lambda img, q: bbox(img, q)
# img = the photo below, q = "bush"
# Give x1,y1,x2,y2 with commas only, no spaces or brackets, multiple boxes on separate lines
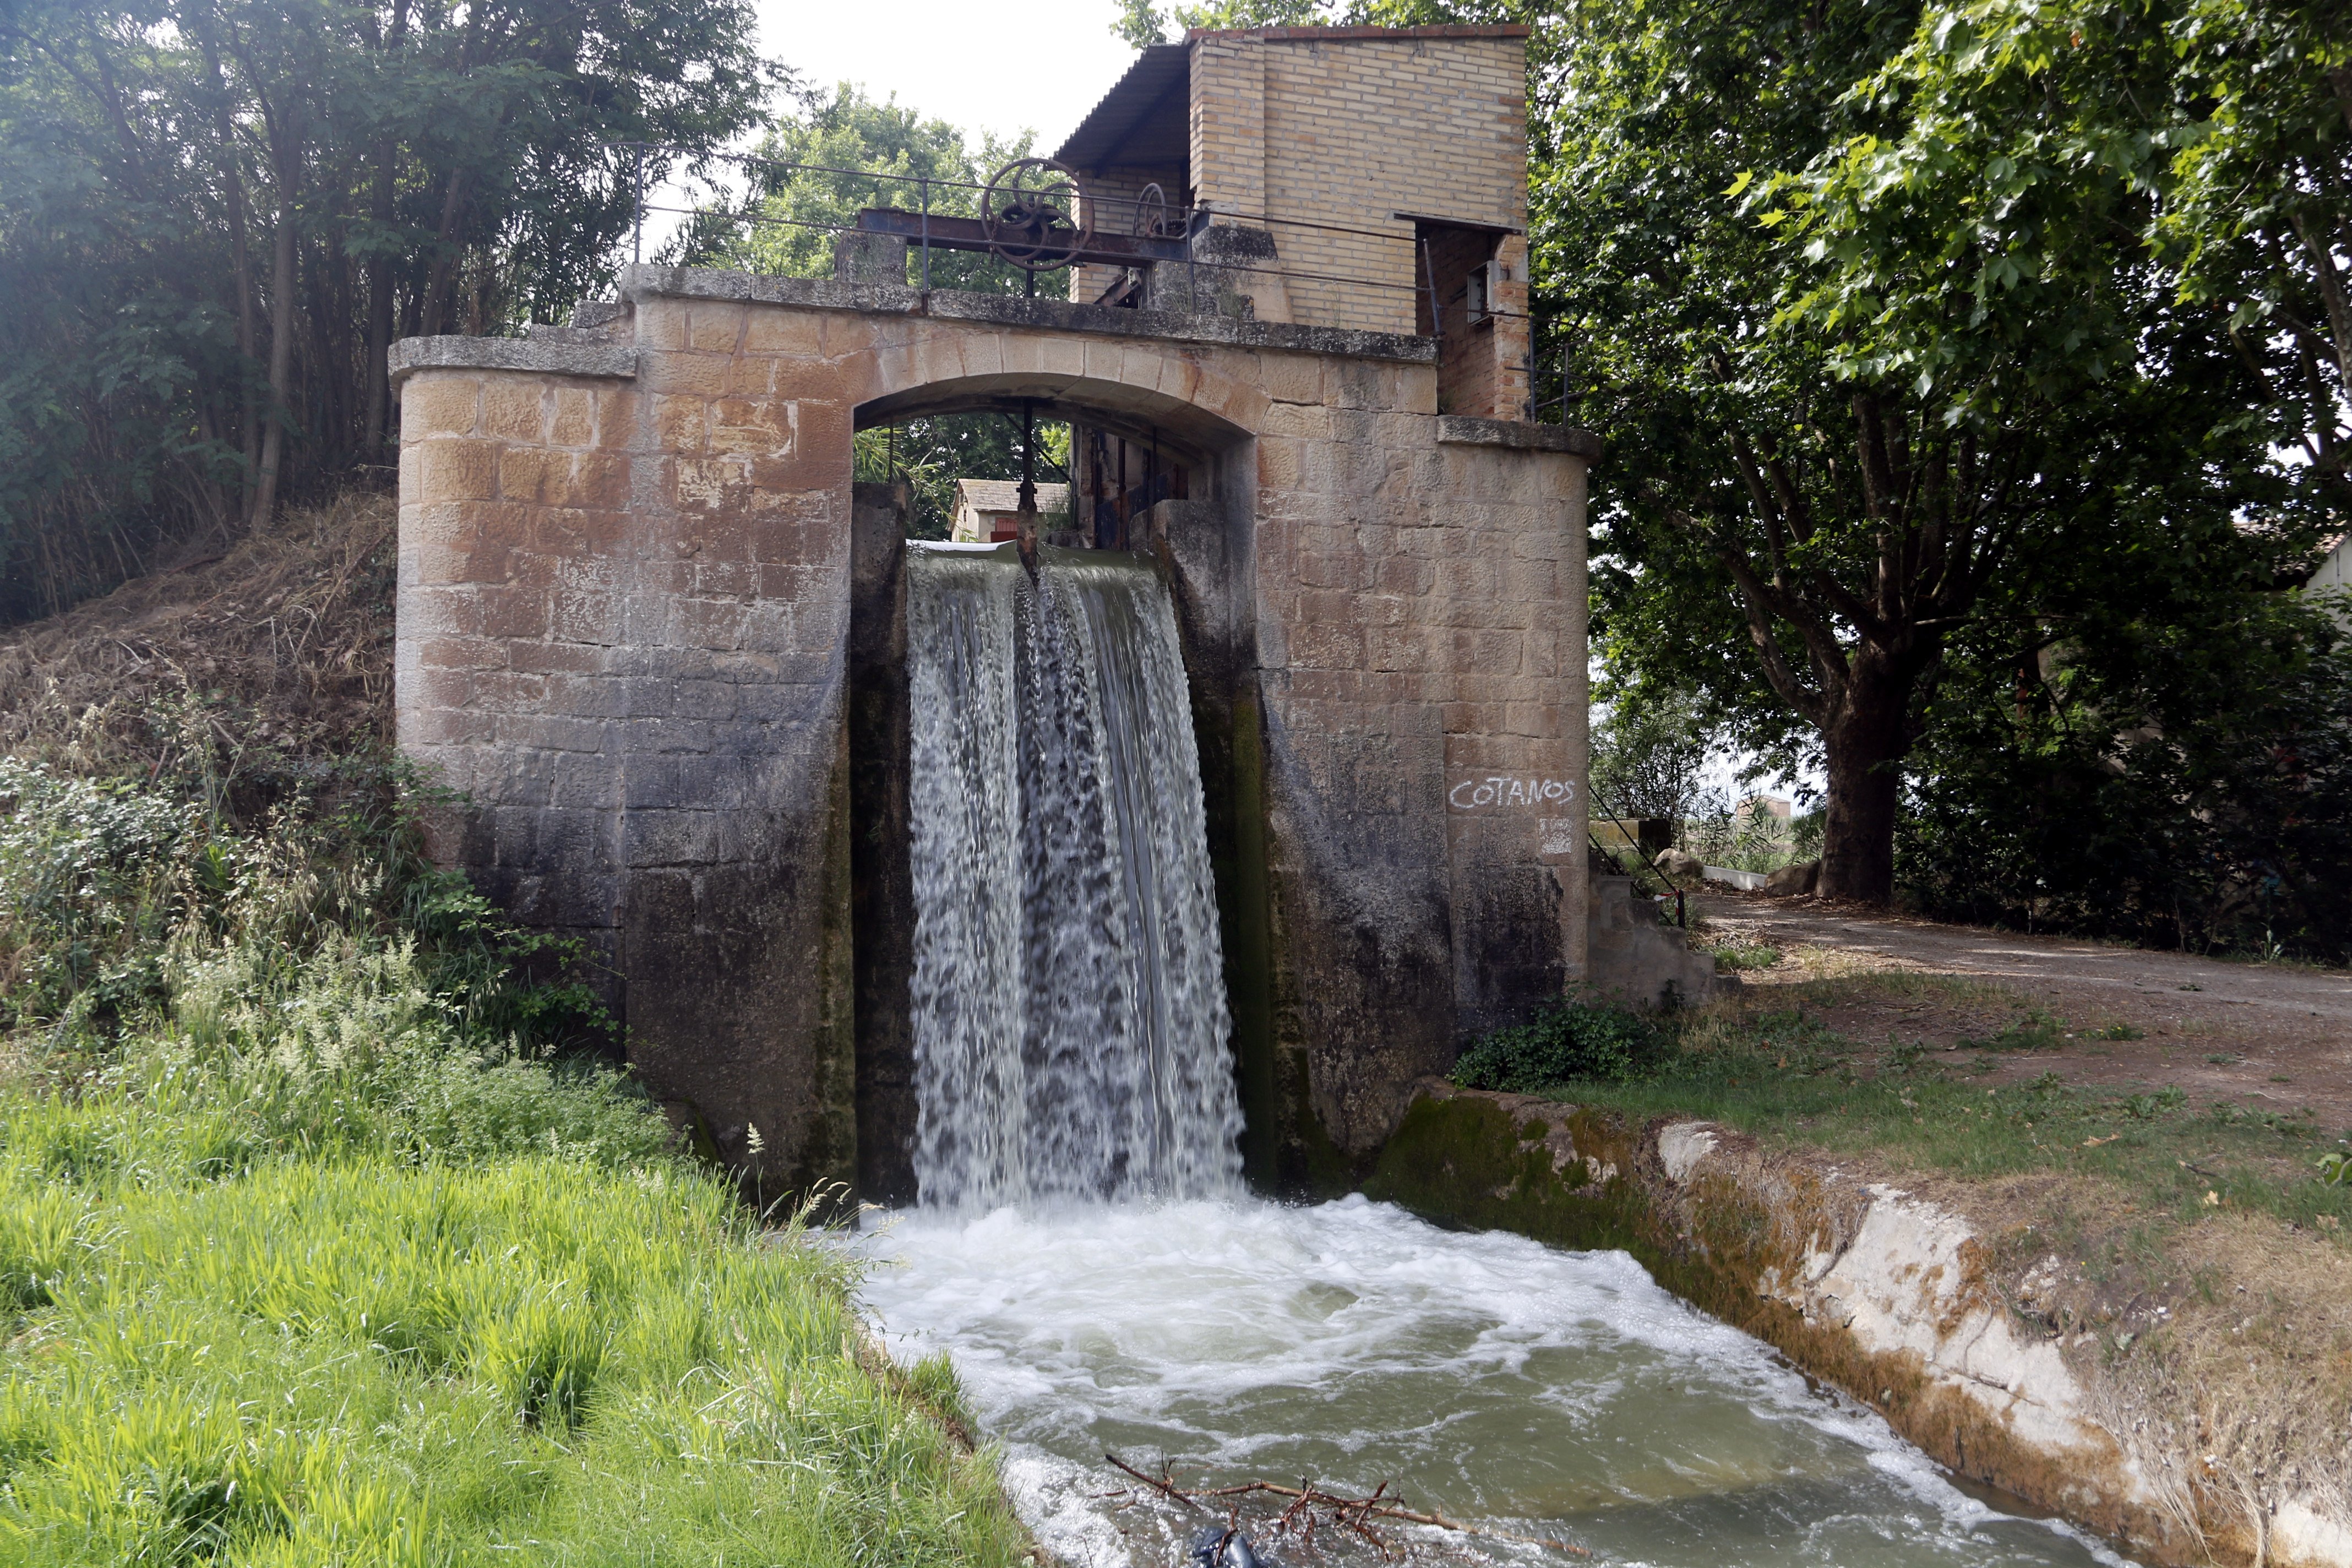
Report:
1449,994,1670,1092
0,744,666,1177
1899,591,2352,960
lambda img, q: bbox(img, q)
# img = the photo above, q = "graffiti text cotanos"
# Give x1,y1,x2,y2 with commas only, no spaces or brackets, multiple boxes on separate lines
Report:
1448,776,1577,811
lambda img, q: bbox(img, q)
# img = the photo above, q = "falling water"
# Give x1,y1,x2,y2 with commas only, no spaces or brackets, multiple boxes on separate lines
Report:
886,543,2130,1568
903,542,1242,1211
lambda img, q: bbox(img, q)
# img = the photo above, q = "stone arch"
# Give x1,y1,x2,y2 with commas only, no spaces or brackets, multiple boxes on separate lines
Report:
843,362,1267,1206
853,367,1256,460
851,324,1273,450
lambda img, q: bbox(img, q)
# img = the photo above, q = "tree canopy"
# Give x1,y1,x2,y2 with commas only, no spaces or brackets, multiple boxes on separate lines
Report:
0,0,772,622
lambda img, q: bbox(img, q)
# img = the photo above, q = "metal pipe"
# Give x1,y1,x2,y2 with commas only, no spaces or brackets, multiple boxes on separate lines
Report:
1420,236,1441,341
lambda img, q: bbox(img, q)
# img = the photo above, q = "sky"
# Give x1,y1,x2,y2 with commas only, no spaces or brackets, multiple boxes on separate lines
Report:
754,0,1145,153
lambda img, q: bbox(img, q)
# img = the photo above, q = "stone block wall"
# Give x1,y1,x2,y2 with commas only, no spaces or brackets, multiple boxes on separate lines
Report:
393,265,1594,1199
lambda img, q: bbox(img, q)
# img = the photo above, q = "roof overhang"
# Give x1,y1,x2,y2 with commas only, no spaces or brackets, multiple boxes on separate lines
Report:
1056,44,1190,172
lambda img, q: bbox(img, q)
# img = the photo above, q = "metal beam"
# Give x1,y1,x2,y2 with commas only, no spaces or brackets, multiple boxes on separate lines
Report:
854,208,1191,268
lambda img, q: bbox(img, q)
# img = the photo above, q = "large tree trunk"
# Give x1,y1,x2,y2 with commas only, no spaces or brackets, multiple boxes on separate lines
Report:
249,161,298,531
363,151,394,456
1817,645,1918,903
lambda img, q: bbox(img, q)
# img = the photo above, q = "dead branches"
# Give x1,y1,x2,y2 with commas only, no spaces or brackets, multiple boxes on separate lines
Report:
1101,1451,1592,1560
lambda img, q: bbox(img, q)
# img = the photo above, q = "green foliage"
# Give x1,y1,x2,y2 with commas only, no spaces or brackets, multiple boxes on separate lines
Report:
0,1136,1030,1564
1955,1012,2066,1051
1377,0,2324,906
1898,591,2352,958
1450,994,1672,1092
1696,940,1782,973
1111,0,1338,50
0,715,1026,1564
1539,1001,2352,1232
0,753,616,1066
706,84,1033,296
0,0,774,622
1588,679,1717,824
853,416,1075,541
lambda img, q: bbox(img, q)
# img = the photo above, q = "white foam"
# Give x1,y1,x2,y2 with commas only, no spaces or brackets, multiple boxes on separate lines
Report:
859,1196,2135,1567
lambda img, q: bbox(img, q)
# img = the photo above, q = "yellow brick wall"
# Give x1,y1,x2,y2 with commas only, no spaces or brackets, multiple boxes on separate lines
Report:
1188,31,1527,338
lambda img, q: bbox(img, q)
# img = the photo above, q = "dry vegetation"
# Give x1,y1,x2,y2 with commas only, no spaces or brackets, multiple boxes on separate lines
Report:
0,488,396,772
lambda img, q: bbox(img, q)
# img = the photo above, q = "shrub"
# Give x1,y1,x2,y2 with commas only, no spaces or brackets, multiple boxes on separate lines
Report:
1449,994,1670,1092
1899,590,2352,960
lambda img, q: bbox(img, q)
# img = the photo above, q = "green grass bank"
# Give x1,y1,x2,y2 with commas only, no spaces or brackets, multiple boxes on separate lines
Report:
0,498,1029,1567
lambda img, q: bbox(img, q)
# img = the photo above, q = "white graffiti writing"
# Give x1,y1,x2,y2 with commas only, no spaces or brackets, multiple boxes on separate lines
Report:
1448,776,1577,811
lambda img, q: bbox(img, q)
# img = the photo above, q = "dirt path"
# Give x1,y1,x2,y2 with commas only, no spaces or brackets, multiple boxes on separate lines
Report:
1693,890,2352,1132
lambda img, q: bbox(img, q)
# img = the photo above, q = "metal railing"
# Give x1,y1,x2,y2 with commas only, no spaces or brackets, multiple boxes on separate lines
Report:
1586,780,1687,928
615,140,1445,311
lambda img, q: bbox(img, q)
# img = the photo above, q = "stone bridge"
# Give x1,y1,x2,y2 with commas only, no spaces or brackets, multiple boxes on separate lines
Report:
388,25,1605,1200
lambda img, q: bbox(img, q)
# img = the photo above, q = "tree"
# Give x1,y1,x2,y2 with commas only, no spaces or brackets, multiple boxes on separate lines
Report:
1902,574,2352,956
0,0,772,623
1510,0,2287,903
701,83,1035,296
1587,677,1717,826
1807,0,2349,528
2155,0,2350,521
1111,0,1336,50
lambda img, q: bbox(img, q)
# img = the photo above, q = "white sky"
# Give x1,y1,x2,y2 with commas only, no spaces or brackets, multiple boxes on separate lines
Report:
754,0,1145,153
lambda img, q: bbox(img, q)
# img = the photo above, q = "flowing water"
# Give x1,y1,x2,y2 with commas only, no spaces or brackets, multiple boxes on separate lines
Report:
903,543,1240,1211
888,541,2127,1567
860,1200,2128,1568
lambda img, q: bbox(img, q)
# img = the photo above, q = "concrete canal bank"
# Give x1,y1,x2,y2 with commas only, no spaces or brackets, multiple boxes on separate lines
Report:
1362,1081,2352,1568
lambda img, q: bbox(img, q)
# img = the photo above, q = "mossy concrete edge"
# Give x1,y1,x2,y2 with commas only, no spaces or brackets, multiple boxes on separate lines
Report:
1362,1081,2352,1568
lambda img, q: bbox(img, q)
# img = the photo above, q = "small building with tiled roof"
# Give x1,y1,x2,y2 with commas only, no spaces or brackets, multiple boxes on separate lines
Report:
950,478,1070,543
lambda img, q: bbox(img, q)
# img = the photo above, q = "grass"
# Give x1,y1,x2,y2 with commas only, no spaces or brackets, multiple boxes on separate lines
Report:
0,1093,1026,1566
1694,938,1782,973
0,706,1029,1565
1506,1001,2352,1237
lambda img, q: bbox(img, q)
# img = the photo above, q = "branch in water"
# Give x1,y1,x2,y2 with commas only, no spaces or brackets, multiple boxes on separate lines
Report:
1101,1451,1593,1558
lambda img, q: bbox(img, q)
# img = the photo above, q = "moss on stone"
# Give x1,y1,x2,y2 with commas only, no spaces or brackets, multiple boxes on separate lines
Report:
1362,1087,2202,1565
1362,1093,1646,1255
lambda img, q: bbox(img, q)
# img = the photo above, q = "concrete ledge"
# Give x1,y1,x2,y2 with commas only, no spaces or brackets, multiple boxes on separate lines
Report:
388,335,636,386
1437,415,1602,458
1364,1085,2352,1568
621,265,924,318
619,264,1438,365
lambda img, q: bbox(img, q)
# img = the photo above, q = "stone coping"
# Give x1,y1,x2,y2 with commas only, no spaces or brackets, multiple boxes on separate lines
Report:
1436,414,1602,458
617,265,1439,365
388,334,636,386
1184,23,1533,40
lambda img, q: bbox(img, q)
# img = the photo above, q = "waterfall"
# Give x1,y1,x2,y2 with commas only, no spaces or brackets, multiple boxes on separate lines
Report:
903,543,1243,1211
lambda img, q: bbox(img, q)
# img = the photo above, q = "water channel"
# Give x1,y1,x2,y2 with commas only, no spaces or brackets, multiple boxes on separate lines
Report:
880,542,2131,1567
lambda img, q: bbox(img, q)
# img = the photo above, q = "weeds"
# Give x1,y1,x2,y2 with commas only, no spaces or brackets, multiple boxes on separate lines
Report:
1956,1012,2066,1051
1450,992,1671,1092
1453,995,2352,1235
1697,939,1783,973
0,695,1028,1566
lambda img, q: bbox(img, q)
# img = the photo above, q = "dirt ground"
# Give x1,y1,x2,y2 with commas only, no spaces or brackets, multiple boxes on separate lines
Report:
1693,890,2352,1134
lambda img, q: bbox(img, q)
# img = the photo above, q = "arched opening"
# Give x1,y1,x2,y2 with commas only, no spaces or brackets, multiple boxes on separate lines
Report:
846,372,1274,1205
